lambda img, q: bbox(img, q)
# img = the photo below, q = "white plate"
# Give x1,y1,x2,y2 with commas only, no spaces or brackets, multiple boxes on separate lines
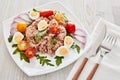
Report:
2,1,87,76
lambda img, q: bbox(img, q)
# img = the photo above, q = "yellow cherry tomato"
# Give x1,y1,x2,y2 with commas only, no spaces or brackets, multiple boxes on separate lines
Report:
17,23,27,32
17,41,29,51
54,12,65,22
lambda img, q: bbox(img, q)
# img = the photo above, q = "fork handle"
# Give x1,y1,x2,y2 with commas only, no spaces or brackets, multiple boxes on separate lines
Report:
87,63,99,80
72,57,88,80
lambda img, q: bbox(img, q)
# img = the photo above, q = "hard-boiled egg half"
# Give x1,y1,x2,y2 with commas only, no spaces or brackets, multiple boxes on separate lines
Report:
37,20,48,31
55,46,69,56
29,10,39,20
64,36,74,47
12,32,24,44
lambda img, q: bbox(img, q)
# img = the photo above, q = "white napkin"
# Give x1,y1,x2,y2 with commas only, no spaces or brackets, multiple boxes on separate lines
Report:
67,18,120,80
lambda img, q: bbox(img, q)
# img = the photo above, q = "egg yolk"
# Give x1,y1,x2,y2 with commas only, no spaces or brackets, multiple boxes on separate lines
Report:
31,12,38,17
60,48,68,56
65,37,72,45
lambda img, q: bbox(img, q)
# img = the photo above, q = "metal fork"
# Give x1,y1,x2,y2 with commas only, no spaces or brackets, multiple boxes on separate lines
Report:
87,33,117,80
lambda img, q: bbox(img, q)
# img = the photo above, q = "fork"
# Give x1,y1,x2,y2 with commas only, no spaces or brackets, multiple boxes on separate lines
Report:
87,33,117,80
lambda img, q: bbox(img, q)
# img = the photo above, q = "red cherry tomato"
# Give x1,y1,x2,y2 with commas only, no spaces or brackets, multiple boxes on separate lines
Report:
25,47,37,58
40,10,54,17
66,23,76,33
49,24,61,34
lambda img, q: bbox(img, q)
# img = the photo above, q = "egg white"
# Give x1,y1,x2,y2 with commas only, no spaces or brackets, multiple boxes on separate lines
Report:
37,20,48,31
12,32,24,44
55,46,69,56
64,36,74,48
29,11,39,20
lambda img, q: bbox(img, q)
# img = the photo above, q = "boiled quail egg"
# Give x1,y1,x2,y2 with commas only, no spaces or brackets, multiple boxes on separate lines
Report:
37,20,48,31
64,36,74,48
55,46,69,56
29,10,39,20
12,32,24,44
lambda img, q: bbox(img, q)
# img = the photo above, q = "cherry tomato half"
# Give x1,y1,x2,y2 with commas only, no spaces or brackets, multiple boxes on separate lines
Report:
40,10,54,17
25,47,37,58
66,23,76,33
49,24,61,35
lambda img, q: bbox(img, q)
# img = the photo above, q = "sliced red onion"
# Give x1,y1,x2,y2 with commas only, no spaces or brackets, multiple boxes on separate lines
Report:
75,28,87,36
72,36,86,48
71,28,87,48
18,13,33,23
72,35,86,44
13,17,30,25
10,22,17,35
73,33,86,38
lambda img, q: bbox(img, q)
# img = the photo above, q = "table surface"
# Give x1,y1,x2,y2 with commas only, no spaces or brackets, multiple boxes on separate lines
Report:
0,0,120,80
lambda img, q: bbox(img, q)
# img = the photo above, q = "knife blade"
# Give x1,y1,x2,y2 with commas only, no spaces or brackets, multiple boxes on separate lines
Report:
72,18,106,80
86,18,106,57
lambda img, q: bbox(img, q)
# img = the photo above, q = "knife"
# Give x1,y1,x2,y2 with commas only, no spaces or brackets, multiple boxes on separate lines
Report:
72,18,106,80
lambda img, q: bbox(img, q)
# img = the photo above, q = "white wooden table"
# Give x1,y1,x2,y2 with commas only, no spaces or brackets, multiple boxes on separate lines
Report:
0,0,120,80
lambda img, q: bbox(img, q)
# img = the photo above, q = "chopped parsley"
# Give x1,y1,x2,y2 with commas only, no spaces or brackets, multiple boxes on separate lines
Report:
50,36,57,46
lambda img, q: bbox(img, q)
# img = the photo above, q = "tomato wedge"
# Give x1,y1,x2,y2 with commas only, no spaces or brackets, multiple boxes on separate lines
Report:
40,10,54,17
49,24,61,35
66,23,76,33
25,47,37,58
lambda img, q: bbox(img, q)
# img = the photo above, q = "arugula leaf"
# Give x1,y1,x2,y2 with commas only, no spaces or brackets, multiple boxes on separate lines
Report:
8,35,13,43
13,48,30,63
35,30,47,42
13,48,20,54
66,33,72,37
12,44,17,47
35,55,54,66
54,56,64,66
33,8,39,12
71,43,80,53
20,52,30,63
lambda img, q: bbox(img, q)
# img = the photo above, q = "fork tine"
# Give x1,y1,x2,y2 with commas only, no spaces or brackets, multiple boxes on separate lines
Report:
103,33,109,42
101,33,116,50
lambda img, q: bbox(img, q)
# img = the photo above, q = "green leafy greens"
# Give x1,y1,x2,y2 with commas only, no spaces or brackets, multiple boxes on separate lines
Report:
54,56,64,66
8,35,13,43
35,30,47,42
71,43,80,53
12,44,17,47
13,48,30,63
50,36,57,46
13,48,20,54
19,51,30,63
33,8,39,12
35,55,54,66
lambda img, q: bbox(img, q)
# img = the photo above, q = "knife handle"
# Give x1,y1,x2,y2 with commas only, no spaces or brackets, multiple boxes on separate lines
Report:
87,63,99,80
72,57,88,80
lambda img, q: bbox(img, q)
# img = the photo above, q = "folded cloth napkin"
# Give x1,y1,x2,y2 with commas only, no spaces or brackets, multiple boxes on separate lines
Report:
67,18,120,80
